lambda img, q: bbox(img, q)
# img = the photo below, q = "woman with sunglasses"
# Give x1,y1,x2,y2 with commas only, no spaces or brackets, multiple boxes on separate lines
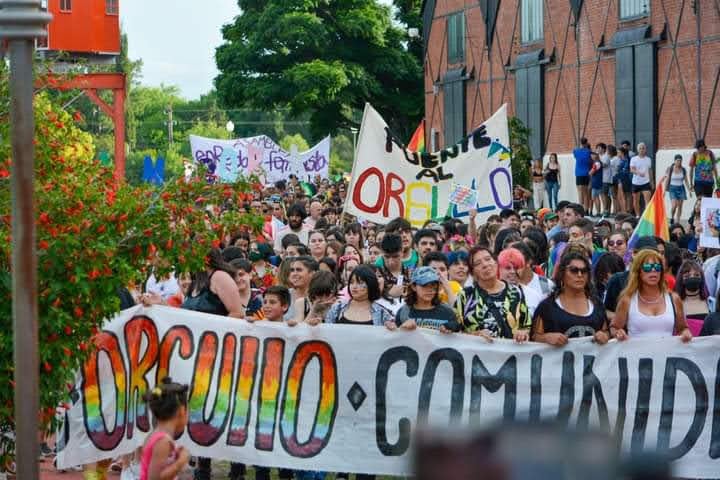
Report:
606,230,628,261
531,249,609,346
454,246,530,342
611,249,692,342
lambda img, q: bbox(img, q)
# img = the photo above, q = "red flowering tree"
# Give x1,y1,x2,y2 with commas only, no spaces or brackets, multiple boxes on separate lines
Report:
0,70,264,462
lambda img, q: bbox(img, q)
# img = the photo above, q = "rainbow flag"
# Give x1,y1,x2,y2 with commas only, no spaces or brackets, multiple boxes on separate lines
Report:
625,182,670,260
407,119,426,153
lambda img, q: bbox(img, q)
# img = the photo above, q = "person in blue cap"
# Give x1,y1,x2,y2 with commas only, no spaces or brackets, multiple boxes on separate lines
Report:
390,266,462,332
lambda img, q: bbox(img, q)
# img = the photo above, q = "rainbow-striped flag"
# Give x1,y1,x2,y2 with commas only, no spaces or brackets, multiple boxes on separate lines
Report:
626,182,670,260
407,119,426,153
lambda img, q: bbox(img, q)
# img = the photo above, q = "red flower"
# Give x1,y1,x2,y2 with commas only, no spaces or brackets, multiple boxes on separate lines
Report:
211,239,221,249
39,212,50,224
143,228,153,237
88,269,100,280
97,224,106,234
0,169,9,179
72,111,83,122
74,306,83,317
43,362,52,373
62,347,71,356
38,240,49,250
63,326,72,335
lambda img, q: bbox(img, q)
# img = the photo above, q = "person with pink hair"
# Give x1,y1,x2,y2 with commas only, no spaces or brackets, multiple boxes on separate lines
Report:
498,247,543,316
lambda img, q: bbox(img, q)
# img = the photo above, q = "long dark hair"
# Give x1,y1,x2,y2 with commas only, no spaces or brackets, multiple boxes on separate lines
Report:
348,265,381,302
552,248,594,301
189,248,237,295
675,260,708,300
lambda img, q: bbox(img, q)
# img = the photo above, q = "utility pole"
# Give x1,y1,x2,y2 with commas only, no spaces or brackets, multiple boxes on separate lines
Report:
0,1,52,478
166,104,174,147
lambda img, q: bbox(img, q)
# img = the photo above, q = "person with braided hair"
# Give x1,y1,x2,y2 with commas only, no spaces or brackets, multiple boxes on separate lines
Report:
140,377,190,480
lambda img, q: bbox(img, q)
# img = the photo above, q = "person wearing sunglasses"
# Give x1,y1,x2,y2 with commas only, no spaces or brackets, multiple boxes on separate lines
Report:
531,248,609,346
605,230,628,260
610,249,692,342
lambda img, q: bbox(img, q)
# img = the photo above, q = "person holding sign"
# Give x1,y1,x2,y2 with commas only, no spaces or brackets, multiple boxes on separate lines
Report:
610,249,692,342
454,246,530,342
393,267,461,332
531,248,609,346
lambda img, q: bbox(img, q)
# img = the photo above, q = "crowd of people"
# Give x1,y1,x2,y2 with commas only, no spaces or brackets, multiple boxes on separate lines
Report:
523,138,716,226
60,141,720,479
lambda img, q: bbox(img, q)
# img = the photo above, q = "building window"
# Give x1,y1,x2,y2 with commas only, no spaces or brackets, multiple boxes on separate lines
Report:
106,0,119,15
521,0,543,44
620,0,649,19
60,0,71,12
443,68,467,147
447,12,465,64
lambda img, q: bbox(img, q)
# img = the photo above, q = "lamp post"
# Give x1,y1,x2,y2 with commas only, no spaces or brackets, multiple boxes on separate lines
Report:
0,1,52,478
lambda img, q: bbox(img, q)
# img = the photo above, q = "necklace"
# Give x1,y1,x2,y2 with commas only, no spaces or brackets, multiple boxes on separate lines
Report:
638,293,662,304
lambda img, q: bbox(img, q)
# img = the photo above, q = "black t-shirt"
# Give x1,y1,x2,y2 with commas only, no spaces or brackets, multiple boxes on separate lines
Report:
532,296,607,338
700,313,720,336
603,271,629,312
395,304,461,332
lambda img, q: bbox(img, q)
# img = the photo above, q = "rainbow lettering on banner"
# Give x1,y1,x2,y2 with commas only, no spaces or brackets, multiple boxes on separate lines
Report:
280,341,339,457
187,333,237,446
81,331,127,450
227,336,260,446
256,338,286,451
156,326,195,384
124,316,159,438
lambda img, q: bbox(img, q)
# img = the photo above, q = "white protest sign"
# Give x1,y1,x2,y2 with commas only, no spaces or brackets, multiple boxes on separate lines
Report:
700,197,720,248
57,306,720,478
345,104,512,226
190,135,331,184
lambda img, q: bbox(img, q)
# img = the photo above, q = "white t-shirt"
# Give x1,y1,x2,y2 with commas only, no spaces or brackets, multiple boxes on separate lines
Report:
145,273,180,301
601,154,614,183
630,155,652,185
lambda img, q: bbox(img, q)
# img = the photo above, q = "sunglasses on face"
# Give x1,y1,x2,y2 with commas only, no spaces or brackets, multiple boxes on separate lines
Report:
642,263,663,273
567,266,590,275
607,240,625,247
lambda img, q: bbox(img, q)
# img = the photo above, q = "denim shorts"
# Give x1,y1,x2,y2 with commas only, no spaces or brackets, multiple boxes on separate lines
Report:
668,185,687,200
592,188,603,198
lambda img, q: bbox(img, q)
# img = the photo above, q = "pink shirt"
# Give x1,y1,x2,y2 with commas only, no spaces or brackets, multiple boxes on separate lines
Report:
140,431,178,480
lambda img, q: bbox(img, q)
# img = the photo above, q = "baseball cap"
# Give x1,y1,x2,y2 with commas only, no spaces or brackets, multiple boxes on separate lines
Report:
544,212,559,222
411,266,440,285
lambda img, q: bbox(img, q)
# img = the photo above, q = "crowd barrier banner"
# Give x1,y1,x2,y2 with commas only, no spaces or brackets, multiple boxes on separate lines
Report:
189,134,331,184
345,104,513,227
57,306,720,478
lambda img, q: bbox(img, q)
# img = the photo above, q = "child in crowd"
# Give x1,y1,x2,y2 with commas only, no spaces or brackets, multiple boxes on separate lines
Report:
392,267,461,333
261,285,291,322
140,378,190,480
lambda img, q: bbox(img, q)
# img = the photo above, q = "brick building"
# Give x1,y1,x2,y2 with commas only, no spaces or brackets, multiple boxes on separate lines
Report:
422,0,719,206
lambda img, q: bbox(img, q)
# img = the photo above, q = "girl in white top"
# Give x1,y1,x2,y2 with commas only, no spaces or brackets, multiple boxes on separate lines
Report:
611,249,692,342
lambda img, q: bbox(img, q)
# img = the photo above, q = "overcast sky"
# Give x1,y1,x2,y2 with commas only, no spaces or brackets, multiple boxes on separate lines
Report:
121,0,240,100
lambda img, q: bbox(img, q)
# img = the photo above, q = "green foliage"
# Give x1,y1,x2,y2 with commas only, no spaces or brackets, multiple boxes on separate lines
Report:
330,133,354,176
509,116,532,189
0,70,264,462
214,0,424,140
279,133,310,153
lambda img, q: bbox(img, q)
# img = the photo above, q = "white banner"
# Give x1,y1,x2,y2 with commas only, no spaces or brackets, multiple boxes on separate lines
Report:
345,104,512,227
57,306,720,478
700,197,720,248
190,135,331,184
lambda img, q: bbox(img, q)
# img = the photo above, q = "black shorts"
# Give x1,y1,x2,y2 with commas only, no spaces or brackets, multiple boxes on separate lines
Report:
694,181,714,197
576,176,590,186
632,183,652,194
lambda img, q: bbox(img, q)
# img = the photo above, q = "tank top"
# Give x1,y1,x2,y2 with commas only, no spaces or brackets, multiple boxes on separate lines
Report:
337,314,373,326
181,271,228,316
140,431,178,480
628,293,675,338
670,169,685,186
545,166,559,183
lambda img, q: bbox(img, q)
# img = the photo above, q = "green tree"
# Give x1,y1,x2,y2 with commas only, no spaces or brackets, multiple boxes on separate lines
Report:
279,133,310,153
509,116,532,189
214,0,423,140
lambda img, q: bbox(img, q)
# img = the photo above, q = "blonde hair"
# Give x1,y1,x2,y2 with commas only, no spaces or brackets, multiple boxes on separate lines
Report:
619,249,666,299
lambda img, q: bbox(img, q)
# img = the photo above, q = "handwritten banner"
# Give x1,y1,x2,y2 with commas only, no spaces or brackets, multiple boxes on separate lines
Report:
345,104,513,227
57,306,720,478
189,135,331,184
